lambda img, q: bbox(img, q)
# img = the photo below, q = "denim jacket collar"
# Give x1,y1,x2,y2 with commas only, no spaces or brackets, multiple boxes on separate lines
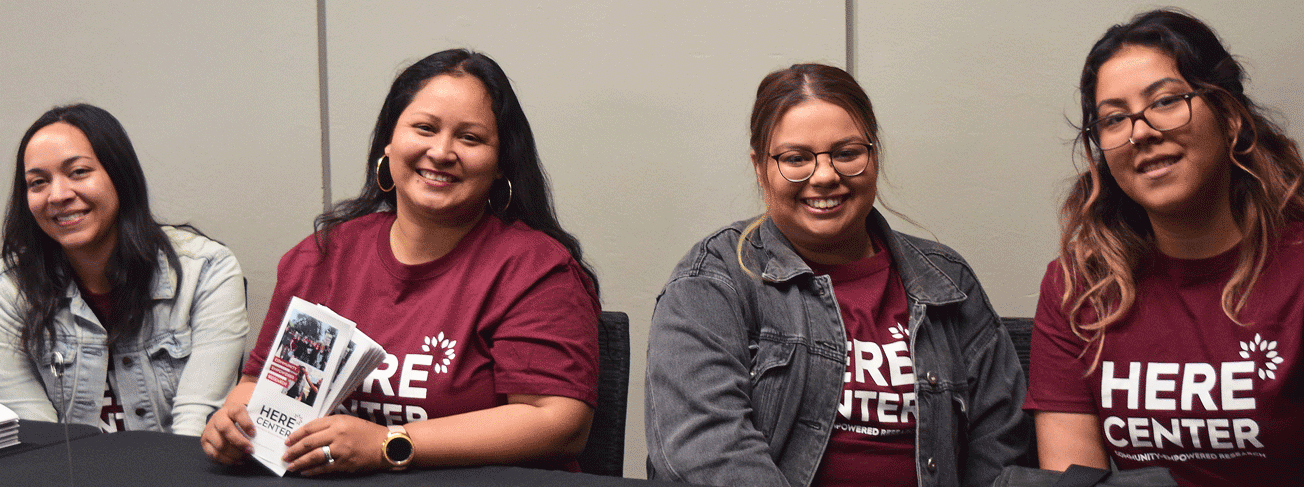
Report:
754,218,812,283
59,250,177,302
756,209,967,307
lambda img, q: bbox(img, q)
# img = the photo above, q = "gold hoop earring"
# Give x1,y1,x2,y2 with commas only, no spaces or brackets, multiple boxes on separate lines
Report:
504,179,512,211
376,156,395,192
491,178,513,214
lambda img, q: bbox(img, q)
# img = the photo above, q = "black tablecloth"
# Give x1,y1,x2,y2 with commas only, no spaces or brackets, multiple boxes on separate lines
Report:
0,420,100,459
0,428,682,487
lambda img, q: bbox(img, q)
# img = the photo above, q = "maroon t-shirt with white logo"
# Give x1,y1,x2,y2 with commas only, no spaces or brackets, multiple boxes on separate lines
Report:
1027,224,1304,486
245,213,599,469
809,239,916,487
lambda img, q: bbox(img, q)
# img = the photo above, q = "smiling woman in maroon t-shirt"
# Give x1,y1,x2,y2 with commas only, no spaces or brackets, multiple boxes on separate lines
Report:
200,49,601,476
1026,9,1304,486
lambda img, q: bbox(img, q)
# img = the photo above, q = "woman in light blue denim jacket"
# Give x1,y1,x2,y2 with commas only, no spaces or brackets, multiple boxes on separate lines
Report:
0,104,249,436
646,64,1029,486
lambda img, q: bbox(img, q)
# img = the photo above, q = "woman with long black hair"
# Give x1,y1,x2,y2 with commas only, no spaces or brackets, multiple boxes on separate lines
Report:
0,103,249,436
202,49,601,476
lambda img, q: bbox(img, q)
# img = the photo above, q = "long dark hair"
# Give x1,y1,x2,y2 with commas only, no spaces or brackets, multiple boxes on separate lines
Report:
4,104,180,358
1060,9,1304,372
316,49,598,293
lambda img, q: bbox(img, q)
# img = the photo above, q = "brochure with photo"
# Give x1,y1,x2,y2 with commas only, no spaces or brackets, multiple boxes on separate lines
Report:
245,297,386,476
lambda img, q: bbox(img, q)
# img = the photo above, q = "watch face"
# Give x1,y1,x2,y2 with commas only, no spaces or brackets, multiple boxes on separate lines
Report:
386,435,414,464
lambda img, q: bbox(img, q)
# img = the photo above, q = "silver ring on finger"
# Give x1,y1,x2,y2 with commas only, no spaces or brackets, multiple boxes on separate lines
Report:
321,445,335,465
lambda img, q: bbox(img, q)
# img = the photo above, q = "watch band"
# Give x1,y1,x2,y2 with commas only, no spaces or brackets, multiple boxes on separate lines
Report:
382,425,414,470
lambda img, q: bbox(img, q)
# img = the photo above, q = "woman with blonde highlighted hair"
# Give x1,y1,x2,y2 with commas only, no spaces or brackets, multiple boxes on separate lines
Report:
646,63,1027,487
1026,9,1304,486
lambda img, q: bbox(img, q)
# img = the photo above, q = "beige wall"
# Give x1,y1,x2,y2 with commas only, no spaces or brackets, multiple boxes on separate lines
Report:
3,0,1301,478
857,1,1304,316
0,1,322,360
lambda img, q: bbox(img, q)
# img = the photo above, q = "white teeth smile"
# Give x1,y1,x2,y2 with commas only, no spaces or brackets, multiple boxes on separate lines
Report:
1137,157,1177,174
804,197,844,209
55,212,87,223
418,170,454,183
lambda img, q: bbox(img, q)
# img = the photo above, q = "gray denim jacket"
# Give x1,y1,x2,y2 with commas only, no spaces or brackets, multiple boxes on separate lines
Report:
0,227,249,436
646,211,1029,487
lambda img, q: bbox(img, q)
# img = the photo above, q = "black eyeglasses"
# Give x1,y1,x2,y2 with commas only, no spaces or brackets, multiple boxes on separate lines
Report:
769,142,873,183
1086,91,1203,151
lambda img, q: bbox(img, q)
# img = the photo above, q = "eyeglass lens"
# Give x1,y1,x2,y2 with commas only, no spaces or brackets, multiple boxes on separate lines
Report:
774,143,872,182
1091,93,1195,150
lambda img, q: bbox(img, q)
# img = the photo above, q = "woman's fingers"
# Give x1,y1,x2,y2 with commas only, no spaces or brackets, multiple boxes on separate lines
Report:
283,415,386,475
201,404,255,464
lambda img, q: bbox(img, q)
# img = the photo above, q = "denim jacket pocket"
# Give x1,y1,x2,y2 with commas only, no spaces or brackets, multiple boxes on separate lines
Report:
36,339,80,414
38,339,79,371
146,331,192,402
951,389,971,468
749,338,798,438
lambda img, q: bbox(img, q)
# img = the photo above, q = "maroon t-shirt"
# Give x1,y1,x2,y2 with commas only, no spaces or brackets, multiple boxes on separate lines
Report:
1027,225,1304,486
809,241,916,487
245,213,599,448
77,285,125,433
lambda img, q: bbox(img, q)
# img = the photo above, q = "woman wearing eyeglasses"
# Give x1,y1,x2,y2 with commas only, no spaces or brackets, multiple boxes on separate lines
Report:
645,64,1028,487
1026,9,1304,485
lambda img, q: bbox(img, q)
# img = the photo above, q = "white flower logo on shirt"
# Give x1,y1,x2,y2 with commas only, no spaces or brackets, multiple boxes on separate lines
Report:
889,323,908,341
1239,333,1283,380
421,332,457,374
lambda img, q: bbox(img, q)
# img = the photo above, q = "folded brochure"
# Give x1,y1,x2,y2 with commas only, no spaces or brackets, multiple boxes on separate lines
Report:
246,297,386,475
0,403,17,449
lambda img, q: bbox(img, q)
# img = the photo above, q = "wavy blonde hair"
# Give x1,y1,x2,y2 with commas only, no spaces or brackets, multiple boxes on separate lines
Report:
1060,9,1304,374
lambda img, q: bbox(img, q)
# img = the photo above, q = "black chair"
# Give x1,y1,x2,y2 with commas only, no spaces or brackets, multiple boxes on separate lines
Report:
1001,317,1034,380
577,311,630,477
1001,316,1037,468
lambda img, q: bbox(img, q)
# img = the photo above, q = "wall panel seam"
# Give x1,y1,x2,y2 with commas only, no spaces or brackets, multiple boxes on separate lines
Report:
845,0,855,75
317,0,332,210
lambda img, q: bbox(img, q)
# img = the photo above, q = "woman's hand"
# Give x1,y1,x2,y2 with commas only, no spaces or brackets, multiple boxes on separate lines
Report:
282,414,388,476
283,394,591,474
200,377,257,465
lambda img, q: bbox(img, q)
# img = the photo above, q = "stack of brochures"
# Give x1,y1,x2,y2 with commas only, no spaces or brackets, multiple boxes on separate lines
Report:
246,297,387,475
0,403,18,449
